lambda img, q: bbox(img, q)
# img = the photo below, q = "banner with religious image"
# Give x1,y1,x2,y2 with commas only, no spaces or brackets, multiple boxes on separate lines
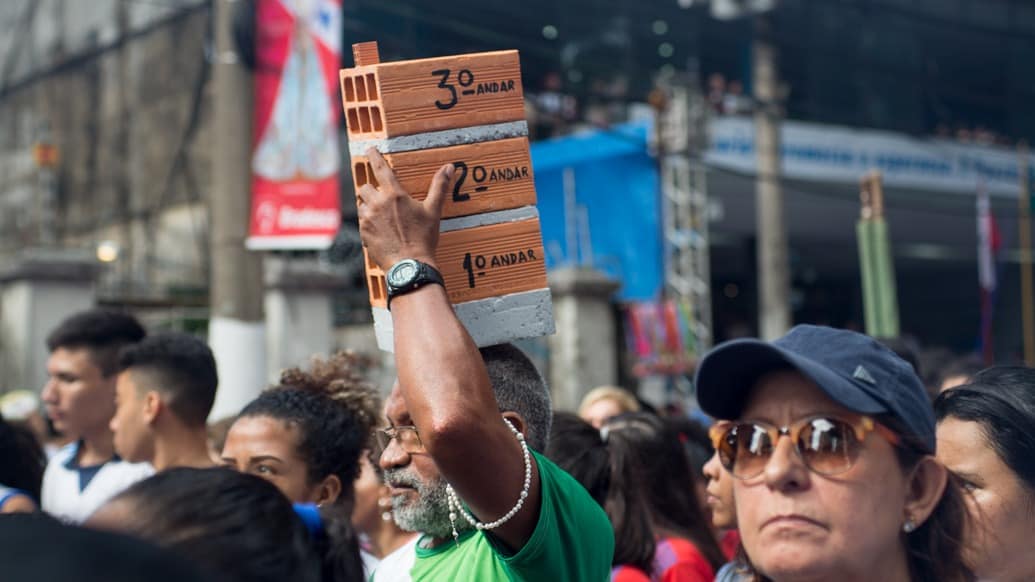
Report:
247,0,342,250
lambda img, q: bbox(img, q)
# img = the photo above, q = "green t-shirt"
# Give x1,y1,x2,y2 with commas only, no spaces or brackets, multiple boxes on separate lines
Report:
402,451,614,581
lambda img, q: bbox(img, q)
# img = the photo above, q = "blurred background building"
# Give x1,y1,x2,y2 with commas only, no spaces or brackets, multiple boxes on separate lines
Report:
2,0,1034,409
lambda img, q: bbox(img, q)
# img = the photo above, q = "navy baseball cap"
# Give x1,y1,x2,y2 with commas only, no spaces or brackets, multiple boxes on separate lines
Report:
694,324,936,453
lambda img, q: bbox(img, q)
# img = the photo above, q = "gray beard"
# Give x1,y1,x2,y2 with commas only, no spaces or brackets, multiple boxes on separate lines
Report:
383,468,474,540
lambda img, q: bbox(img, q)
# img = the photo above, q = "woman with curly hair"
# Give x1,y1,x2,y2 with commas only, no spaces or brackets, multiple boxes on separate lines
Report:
220,350,381,508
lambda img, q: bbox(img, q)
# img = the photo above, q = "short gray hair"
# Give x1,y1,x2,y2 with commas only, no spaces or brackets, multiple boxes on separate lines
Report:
480,344,552,451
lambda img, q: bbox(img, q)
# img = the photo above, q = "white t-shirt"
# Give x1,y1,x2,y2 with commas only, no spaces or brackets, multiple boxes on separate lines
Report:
41,442,154,524
372,535,419,582
361,548,380,579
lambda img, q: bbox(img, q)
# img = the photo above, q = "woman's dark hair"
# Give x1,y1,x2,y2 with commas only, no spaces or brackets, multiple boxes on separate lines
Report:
0,512,214,582
236,351,380,504
545,412,611,506
934,366,1035,495
883,415,973,582
602,412,726,574
0,414,46,499
665,416,713,476
108,467,363,582
736,413,973,582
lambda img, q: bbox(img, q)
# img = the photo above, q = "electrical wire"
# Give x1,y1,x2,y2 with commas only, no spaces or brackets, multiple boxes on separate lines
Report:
0,1,207,100
0,0,38,91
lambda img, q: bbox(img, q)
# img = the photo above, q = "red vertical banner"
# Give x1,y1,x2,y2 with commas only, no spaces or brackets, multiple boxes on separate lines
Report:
247,0,342,250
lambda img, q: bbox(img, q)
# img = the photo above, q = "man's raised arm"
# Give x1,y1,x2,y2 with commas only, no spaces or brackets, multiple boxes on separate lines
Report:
357,149,541,551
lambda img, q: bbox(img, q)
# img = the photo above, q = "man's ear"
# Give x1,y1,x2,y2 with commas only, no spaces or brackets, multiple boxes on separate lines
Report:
315,474,343,506
501,411,528,440
142,391,163,425
903,456,949,529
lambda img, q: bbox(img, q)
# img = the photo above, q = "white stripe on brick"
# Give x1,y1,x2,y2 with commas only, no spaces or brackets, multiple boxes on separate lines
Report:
349,121,529,157
439,206,539,232
373,287,555,351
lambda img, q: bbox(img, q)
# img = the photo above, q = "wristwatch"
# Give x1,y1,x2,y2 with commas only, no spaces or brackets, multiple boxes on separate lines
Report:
385,259,445,308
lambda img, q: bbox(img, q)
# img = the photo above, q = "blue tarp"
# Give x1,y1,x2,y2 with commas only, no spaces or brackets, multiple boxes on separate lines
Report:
531,120,661,301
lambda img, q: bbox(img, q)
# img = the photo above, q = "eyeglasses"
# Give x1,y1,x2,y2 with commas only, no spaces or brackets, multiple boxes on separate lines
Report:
709,414,901,480
375,425,426,455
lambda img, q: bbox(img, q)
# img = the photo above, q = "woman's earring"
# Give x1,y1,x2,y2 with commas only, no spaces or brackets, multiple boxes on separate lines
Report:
382,510,393,522
902,518,917,533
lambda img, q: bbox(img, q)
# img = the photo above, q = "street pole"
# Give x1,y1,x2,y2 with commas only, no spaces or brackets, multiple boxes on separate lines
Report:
1018,142,1034,365
753,14,790,340
209,0,266,420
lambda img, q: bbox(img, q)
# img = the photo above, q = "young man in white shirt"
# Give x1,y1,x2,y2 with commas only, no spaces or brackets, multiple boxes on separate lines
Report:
41,309,154,523
109,332,218,472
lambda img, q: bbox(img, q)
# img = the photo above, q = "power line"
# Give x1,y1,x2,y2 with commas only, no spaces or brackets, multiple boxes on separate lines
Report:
0,0,38,91
0,1,207,101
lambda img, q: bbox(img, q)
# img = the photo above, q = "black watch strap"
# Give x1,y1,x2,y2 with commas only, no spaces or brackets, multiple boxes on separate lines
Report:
385,259,445,308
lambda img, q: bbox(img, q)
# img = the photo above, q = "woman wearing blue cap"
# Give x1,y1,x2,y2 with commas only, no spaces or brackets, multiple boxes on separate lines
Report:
695,324,972,582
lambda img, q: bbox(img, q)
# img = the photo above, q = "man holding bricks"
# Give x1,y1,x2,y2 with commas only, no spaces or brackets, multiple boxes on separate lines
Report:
358,149,614,581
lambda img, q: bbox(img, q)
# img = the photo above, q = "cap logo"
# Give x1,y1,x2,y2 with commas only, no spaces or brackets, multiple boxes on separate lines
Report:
853,365,876,385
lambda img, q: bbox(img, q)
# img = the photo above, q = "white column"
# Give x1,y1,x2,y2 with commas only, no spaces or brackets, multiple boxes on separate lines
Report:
263,256,344,384
547,267,620,411
0,250,98,393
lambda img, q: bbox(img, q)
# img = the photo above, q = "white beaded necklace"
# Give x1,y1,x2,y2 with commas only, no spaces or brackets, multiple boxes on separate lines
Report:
445,418,532,545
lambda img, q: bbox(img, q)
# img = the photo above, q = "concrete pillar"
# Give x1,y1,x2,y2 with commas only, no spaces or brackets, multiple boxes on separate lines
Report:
208,0,266,422
547,267,621,411
0,249,99,393
264,256,347,382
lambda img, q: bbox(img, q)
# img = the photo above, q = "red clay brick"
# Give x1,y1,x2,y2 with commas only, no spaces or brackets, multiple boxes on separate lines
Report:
340,43,525,140
351,137,536,219
352,41,381,67
363,218,547,307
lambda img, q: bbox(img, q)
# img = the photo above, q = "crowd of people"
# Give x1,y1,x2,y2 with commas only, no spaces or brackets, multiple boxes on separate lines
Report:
1,150,1034,581
705,71,1018,149
934,123,1017,148
706,73,753,117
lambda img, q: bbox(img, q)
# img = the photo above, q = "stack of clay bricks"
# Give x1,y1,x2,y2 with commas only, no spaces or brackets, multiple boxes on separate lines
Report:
340,42,554,351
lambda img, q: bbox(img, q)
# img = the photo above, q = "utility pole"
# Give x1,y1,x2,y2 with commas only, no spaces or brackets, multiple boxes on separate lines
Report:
116,0,134,291
753,14,790,340
1018,142,1034,365
209,0,266,420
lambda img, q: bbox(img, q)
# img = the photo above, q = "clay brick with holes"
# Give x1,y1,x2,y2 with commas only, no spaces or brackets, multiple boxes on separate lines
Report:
340,42,525,140
362,248,387,305
364,218,547,308
351,137,536,219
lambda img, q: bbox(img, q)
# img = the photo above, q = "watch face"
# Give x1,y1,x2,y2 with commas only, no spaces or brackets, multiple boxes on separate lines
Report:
388,260,418,287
